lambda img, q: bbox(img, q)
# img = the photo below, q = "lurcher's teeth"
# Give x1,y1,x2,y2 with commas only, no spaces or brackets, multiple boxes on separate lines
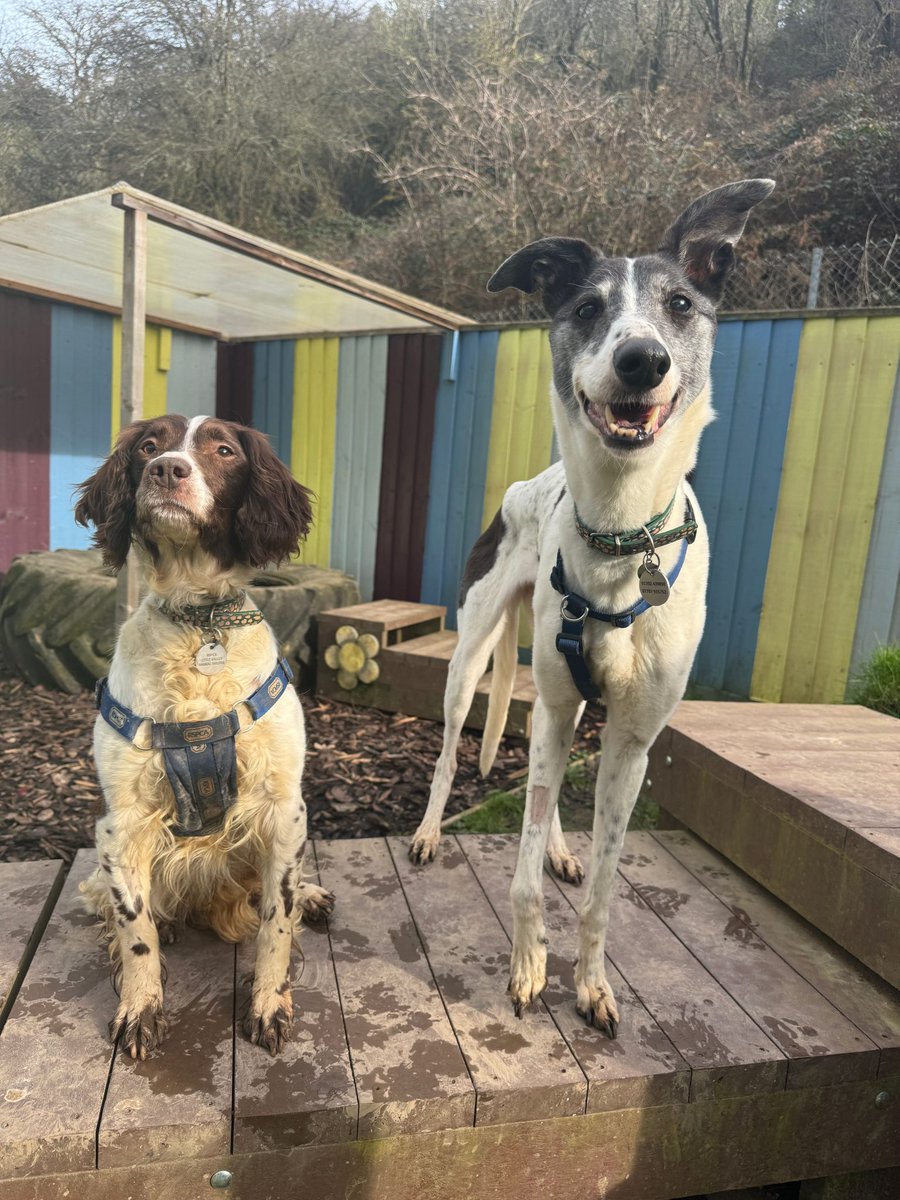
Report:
643,406,661,433
605,404,619,433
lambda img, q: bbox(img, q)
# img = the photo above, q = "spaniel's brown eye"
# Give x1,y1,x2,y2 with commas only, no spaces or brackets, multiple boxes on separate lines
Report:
217,445,234,457
140,439,157,454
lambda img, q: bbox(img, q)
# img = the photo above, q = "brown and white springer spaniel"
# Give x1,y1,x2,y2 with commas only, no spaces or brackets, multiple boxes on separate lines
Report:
75,414,333,1059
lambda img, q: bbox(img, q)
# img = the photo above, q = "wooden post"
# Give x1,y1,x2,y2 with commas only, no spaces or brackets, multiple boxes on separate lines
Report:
116,205,148,630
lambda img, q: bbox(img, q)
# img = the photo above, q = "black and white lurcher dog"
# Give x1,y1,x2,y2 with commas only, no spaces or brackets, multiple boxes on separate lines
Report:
410,179,775,1035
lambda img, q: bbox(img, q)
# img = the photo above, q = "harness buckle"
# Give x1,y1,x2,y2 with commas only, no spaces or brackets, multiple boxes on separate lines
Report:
559,596,588,625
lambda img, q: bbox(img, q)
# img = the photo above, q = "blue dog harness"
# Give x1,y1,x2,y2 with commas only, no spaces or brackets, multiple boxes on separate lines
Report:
95,658,293,837
549,499,695,703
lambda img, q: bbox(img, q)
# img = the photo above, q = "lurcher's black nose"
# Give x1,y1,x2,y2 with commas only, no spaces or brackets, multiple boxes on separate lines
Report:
148,457,192,490
613,339,671,391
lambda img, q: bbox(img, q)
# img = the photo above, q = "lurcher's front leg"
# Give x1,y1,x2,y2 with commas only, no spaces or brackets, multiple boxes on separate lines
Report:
93,820,168,1059
243,797,327,1056
508,698,579,1016
575,723,651,1039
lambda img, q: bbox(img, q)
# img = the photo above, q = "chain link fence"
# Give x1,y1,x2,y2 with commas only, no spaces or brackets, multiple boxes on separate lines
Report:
468,238,900,322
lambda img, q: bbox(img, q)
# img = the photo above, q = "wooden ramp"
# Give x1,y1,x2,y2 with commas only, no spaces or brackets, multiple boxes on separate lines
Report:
648,701,900,987
0,833,898,1199
316,600,537,737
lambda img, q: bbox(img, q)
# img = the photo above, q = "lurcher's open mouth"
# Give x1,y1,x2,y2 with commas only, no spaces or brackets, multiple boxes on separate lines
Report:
579,390,678,450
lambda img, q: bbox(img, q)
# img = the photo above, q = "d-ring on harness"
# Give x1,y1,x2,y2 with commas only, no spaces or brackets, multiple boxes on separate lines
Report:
549,496,696,703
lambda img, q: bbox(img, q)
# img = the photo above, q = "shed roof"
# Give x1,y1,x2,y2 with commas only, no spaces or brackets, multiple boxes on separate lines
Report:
0,184,468,340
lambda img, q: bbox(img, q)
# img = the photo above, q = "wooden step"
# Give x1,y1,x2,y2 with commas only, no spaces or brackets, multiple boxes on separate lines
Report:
1,837,898,1196
316,613,535,738
317,600,445,650
648,701,900,988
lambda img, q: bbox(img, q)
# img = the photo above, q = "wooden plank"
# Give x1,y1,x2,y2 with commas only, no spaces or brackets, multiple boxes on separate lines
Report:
812,315,898,701
332,335,389,601
851,346,900,672
313,839,475,1139
421,331,498,624
845,827,900,888
388,836,587,1125
252,339,294,463
319,601,447,639
293,336,339,567
0,860,64,1030
656,829,900,1077
0,291,50,573
563,833,786,1102
167,331,216,420
232,861,358,1153
619,832,879,1089
3,1073,898,1200
97,927,235,1169
751,318,833,702
215,340,254,424
456,834,691,1113
0,849,116,1179
374,333,442,602
49,304,113,551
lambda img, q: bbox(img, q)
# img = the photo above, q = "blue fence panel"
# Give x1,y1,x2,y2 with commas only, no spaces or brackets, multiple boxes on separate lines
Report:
49,305,113,549
420,330,499,621
252,340,294,464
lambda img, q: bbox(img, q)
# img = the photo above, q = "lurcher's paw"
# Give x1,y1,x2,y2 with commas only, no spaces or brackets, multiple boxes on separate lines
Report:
575,979,620,1040
111,998,168,1060
546,847,585,886
408,828,440,866
507,940,548,1019
298,883,335,922
243,991,293,1057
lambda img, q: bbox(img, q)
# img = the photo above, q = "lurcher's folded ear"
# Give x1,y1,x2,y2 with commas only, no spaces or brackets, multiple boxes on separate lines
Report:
659,178,775,302
74,423,146,571
487,237,596,316
234,428,314,568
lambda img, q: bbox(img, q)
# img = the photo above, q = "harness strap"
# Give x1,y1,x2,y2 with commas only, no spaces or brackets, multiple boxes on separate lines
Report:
550,508,693,702
95,657,293,836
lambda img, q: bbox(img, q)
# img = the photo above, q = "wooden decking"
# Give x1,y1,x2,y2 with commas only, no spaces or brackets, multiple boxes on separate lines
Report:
648,701,900,986
0,830,898,1199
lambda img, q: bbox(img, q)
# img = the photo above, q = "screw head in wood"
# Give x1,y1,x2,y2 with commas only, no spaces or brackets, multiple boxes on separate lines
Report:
210,1170,233,1188
875,1091,890,1109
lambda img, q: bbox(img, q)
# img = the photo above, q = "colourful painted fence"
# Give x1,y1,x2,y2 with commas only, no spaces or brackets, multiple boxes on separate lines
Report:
2,284,899,704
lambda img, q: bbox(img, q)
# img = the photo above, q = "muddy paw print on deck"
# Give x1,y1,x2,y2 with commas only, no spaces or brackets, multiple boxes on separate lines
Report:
323,625,381,690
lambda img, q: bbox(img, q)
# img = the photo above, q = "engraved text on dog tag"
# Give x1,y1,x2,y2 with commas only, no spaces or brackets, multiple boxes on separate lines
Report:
638,566,670,606
195,641,228,675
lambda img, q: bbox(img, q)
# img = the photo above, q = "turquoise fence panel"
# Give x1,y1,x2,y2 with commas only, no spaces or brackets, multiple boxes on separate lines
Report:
851,363,900,672
331,335,388,599
691,318,801,697
252,340,294,464
49,304,112,550
420,330,499,622
168,332,217,419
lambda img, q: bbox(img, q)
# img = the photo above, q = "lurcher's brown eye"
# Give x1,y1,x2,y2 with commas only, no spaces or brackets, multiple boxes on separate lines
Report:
141,440,157,454
217,445,234,457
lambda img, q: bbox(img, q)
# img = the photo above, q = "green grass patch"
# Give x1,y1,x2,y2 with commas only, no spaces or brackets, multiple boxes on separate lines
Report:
447,750,658,835
848,644,900,719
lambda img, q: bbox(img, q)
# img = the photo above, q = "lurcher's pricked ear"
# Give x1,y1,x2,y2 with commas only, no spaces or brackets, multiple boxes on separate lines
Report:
487,237,596,316
74,422,146,571
660,179,775,302
234,427,314,568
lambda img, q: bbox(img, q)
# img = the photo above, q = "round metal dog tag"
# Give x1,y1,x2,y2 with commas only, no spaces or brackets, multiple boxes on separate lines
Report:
195,641,228,675
638,566,670,606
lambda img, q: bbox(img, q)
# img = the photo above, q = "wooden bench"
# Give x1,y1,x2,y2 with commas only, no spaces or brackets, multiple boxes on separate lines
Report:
647,701,900,987
0,832,897,1199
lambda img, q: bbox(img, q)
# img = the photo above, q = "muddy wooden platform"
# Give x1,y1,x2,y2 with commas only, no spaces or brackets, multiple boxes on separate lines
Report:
0,832,898,1200
648,701,900,987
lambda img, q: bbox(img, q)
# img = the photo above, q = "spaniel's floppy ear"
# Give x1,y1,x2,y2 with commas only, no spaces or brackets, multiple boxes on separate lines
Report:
234,428,314,568
74,423,145,571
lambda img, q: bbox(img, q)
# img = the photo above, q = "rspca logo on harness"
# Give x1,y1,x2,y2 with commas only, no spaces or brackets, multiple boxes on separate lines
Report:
267,678,283,700
109,707,127,730
184,724,214,742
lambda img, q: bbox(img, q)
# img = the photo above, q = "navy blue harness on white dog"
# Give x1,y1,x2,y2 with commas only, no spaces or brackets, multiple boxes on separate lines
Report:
95,658,293,837
549,507,694,703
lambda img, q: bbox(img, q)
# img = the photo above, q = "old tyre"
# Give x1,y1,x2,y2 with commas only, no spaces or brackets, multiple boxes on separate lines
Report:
0,550,360,694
